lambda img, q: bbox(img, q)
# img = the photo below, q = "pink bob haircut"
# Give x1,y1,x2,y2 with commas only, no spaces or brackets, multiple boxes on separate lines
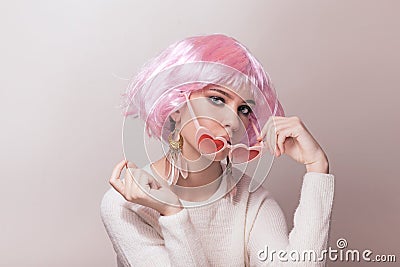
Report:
120,34,285,144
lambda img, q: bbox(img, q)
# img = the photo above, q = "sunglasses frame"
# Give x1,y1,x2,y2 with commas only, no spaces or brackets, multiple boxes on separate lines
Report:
183,91,266,164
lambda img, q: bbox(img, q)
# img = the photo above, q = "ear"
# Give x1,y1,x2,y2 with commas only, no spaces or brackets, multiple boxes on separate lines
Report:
169,110,181,123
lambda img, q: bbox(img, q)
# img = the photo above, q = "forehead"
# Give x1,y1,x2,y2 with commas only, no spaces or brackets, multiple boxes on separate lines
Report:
202,84,255,103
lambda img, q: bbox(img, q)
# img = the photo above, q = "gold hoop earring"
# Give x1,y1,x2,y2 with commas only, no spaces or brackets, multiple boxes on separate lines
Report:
166,128,188,185
168,128,183,151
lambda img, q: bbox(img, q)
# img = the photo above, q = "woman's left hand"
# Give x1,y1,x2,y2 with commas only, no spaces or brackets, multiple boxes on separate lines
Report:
257,116,329,174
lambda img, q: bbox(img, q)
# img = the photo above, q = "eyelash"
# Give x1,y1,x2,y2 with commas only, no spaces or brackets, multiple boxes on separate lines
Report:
208,96,252,116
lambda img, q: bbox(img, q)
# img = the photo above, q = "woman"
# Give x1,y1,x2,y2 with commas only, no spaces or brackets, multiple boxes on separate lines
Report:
100,34,334,266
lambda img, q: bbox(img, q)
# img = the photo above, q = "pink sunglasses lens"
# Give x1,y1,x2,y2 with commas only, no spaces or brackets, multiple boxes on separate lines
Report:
231,148,261,164
248,150,260,160
198,134,225,154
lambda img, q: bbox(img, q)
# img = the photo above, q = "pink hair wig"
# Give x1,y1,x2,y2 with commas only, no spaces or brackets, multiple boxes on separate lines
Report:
120,34,285,144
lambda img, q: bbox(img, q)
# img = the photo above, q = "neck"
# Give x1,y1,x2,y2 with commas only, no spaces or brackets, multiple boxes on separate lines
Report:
172,158,225,202
152,155,224,184
150,155,225,202
174,137,225,187
176,159,223,187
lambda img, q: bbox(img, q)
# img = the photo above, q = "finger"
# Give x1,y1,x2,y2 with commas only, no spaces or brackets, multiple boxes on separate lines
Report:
125,161,139,191
277,127,292,156
136,171,165,202
123,167,146,202
273,121,293,156
124,166,134,192
141,169,162,190
125,168,154,197
111,159,128,180
127,161,138,169
260,116,284,154
259,117,271,152
151,172,169,188
269,117,290,150
268,116,300,156
109,159,128,195
257,116,273,141
258,116,274,153
135,169,151,198
268,118,278,155
144,166,170,189
258,116,286,138
140,170,165,193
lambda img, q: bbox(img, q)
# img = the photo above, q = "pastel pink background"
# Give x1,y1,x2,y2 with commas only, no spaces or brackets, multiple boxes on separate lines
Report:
1,1,398,266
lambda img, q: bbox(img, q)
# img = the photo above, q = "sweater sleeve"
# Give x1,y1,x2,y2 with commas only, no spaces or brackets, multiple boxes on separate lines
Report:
100,188,210,267
247,172,335,266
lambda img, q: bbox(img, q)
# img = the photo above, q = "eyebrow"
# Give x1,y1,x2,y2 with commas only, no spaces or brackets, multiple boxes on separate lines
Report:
209,88,256,105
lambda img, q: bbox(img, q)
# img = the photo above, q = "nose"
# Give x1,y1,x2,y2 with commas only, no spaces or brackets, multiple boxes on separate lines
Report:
221,106,240,137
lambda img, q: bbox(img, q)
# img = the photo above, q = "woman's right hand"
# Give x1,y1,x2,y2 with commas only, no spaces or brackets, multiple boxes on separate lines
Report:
109,160,183,216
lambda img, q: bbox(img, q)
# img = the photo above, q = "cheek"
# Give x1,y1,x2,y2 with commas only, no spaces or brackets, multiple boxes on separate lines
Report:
180,121,195,140
198,118,222,131
179,118,199,149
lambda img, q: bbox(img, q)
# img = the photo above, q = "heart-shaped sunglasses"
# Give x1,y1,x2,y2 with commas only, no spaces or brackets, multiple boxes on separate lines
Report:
183,92,266,164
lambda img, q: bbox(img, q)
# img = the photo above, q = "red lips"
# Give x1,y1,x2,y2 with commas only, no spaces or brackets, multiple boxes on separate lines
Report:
199,134,225,151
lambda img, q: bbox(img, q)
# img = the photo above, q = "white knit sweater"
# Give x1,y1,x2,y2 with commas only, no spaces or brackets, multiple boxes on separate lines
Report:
100,164,335,267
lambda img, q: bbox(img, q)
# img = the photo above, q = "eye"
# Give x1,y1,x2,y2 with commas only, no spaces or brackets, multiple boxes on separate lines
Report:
208,96,225,106
238,105,252,116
